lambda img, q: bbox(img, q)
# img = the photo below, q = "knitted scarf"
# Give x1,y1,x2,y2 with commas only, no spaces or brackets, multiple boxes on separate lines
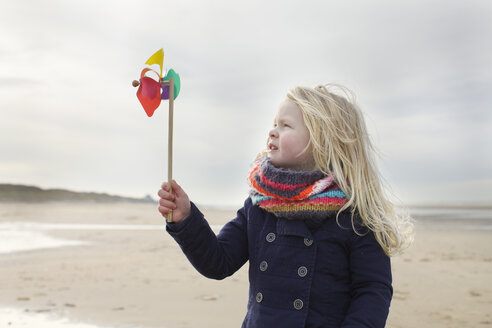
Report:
248,156,348,220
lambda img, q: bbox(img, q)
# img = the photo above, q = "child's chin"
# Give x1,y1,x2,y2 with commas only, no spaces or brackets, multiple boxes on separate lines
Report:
268,155,294,169
269,158,285,169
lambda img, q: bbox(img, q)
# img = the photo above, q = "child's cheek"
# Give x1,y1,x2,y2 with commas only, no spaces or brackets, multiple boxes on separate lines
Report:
281,134,299,155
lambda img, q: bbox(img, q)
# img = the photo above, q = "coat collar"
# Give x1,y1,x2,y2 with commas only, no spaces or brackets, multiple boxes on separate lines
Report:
276,218,313,239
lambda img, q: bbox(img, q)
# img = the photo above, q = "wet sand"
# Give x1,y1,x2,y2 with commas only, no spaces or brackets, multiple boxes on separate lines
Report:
0,202,491,327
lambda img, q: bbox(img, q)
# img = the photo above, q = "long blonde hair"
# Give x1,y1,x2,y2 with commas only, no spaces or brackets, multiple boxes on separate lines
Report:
286,84,414,256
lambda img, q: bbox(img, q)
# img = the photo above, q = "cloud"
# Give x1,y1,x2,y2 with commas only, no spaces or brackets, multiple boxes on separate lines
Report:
1,0,491,206
0,78,42,87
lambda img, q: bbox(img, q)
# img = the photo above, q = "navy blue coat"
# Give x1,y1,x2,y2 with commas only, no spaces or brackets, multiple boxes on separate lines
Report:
167,198,392,328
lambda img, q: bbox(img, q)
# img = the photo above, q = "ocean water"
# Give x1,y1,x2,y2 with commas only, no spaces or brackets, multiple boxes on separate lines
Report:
0,222,223,254
0,229,88,254
407,207,492,231
408,207,492,220
0,308,109,328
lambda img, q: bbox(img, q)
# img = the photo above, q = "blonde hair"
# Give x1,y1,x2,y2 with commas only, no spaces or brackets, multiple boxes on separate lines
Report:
286,84,414,256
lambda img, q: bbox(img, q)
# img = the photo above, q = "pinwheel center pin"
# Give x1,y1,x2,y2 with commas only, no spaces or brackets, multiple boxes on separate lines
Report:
132,48,181,222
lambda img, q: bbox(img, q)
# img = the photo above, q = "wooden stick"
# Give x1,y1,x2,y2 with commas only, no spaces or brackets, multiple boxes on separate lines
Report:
167,78,174,223
131,80,171,87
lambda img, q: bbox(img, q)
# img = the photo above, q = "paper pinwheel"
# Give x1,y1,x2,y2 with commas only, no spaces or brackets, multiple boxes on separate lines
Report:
132,49,181,223
133,48,181,117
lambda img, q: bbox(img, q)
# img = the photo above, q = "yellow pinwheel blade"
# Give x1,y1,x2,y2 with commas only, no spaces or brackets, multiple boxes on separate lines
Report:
145,48,164,77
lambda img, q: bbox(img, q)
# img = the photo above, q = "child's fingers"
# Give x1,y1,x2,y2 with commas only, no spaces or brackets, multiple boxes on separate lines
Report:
160,181,184,197
157,188,175,201
159,198,176,209
161,182,170,191
159,180,187,200
157,180,190,222
157,205,171,216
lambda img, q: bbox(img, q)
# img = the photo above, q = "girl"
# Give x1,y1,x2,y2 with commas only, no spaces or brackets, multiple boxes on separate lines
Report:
158,84,414,328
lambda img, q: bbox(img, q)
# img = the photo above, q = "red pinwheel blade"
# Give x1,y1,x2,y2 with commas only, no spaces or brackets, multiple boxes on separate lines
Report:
136,76,161,117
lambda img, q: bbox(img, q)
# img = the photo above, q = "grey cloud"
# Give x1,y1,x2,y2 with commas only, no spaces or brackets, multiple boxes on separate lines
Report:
0,78,42,87
1,0,491,205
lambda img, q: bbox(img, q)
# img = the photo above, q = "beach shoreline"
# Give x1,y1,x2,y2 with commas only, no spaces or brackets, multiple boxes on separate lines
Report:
1,202,491,327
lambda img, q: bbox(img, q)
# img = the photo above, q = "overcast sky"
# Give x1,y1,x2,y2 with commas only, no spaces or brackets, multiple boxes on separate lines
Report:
1,0,491,207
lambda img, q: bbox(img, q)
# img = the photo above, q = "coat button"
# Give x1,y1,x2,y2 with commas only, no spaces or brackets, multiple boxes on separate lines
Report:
256,292,263,303
304,238,313,246
298,266,307,277
266,232,276,243
293,299,304,310
259,260,268,272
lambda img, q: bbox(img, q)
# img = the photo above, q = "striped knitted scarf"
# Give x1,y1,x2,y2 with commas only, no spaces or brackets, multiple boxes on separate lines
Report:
248,156,348,220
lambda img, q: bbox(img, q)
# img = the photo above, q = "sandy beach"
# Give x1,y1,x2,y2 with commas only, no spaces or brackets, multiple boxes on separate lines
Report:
0,202,491,328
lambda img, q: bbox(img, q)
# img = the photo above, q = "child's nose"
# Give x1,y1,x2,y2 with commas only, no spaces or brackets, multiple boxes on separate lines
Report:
269,128,278,138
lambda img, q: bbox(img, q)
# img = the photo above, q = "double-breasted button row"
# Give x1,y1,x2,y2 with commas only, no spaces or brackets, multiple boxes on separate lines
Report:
259,262,307,277
293,299,304,310
256,293,304,310
266,232,276,243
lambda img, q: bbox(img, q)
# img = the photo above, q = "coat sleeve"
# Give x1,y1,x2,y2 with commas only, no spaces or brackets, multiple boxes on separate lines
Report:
341,227,393,328
166,200,249,280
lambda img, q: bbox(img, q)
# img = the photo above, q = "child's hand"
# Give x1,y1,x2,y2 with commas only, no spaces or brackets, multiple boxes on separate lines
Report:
157,180,191,223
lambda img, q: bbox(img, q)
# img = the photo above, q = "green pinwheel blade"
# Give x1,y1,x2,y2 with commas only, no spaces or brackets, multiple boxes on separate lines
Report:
163,69,181,100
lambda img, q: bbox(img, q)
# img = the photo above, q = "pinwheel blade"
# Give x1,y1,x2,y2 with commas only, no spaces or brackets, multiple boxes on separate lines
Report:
137,78,162,117
140,76,161,99
162,69,181,100
145,48,164,78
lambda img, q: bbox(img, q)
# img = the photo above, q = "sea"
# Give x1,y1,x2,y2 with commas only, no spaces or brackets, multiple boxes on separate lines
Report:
408,207,492,221
407,207,492,231
0,308,108,328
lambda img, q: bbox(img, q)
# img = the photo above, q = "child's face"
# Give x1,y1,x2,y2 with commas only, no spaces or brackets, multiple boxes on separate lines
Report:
267,100,315,171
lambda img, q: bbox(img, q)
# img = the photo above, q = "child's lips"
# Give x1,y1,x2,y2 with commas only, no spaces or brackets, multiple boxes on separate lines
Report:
268,143,278,151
